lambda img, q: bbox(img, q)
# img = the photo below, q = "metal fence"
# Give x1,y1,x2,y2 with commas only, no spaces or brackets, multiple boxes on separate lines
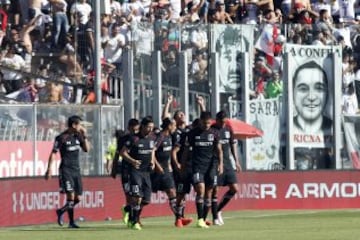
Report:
0,104,123,177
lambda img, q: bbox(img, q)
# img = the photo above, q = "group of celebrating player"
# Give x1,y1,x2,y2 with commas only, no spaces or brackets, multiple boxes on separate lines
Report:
111,95,242,230
45,95,242,230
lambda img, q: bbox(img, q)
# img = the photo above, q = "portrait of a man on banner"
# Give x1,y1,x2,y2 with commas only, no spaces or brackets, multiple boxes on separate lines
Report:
286,44,341,170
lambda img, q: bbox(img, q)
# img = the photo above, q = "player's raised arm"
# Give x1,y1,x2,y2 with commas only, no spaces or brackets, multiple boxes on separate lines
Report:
162,93,174,120
78,125,90,152
196,95,206,112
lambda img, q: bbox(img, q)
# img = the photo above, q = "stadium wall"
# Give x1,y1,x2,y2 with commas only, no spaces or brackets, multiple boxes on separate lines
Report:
2,171,360,227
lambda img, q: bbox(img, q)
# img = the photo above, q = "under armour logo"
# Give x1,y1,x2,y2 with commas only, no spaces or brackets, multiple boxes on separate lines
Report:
12,192,25,213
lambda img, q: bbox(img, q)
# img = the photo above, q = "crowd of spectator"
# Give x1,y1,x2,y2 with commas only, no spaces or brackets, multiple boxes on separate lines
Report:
0,0,358,112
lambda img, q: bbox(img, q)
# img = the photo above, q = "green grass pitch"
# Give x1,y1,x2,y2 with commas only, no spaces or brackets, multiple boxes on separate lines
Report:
1,210,360,240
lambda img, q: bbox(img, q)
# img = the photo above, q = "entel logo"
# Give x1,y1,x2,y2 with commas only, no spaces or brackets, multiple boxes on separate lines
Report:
12,192,25,213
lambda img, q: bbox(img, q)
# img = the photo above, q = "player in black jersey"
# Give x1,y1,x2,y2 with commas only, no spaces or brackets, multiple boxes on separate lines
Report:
120,116,156,230
186,111,223,228
212,111,241,225
45,115,89,228
151,118,179,223
163,94,205,227
111,118,140,225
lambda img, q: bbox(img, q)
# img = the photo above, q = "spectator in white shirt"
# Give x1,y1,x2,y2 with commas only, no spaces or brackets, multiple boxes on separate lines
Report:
70,0,92,26
110,0,122,18
0,45,26,93
342,82,359,114
104,25,126,65
338,0,356,22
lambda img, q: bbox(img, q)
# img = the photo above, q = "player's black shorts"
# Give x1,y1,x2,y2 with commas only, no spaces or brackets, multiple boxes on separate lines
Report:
173,168,192,194
218,169,238,186
129,169,152,202
192,163,217,187
59,168,83,195
150,171,175,192
121,167,131,194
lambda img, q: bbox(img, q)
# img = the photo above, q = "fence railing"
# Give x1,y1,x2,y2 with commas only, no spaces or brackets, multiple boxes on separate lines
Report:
0,104,123,178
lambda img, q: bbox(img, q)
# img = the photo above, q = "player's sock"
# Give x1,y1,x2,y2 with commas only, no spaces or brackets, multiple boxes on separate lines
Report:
131,204,141,224
169,197,177,216
203,198,211,220
124,205,131,213
175,203,184,219
181,203,186,218
217,190,235,212
129,206,134,225
211,197,218,220
196,195,204,220
67,201,75,224
58,200,73,214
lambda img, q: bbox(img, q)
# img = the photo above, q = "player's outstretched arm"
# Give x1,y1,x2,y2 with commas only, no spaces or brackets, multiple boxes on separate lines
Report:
196,95,206,112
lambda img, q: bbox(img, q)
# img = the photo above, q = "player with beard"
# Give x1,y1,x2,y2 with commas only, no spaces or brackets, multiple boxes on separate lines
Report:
162,94,206,227
120,116,156,230
210,110,241,225
110,118,140,225
151,118,179,223
185,111,223,228
45,115,90,228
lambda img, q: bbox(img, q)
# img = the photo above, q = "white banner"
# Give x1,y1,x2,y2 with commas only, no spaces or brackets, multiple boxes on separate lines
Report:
285,44,342,170
247,97,282,170
211,24,254,94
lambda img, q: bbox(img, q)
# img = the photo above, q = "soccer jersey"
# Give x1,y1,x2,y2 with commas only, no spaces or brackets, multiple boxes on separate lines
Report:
155,133,173,172
52,130,86,171
212,125,237,171
172,126,192,167
117,133,132,170
125,133,156,172
187,127,219,169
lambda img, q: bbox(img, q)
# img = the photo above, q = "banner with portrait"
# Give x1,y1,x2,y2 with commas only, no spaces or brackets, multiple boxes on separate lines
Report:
211,24,254,112
284,44,342,170
246,97,282,170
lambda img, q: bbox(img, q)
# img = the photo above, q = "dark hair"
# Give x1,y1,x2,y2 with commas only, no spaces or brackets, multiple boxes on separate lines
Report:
67,115,82,128
319,9,328,17
161,117,172,129
128,118,139,128
173,110,182,120
200,111,212,120
293,61,328,87
141,116,154,126
114,129,125,139
216,110,227,120
192,118,200,128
